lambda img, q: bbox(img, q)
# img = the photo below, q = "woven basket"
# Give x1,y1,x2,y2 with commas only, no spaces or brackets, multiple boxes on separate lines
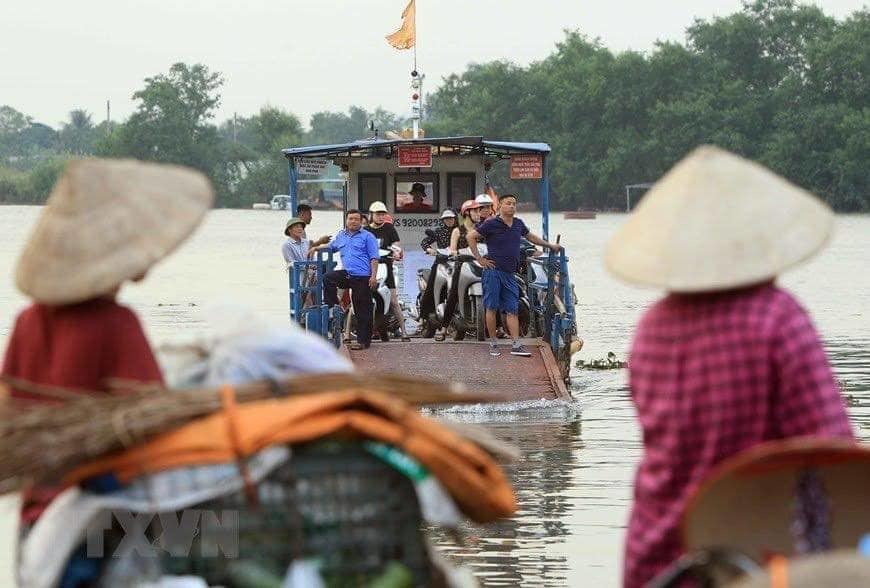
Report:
153,440,434,586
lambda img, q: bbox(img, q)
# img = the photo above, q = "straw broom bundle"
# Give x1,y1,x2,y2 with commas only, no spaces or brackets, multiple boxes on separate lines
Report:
0,372,495,493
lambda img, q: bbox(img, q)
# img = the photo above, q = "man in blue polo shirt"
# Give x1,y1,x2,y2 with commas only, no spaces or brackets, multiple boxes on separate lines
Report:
467,194,561,357
318,209,379,350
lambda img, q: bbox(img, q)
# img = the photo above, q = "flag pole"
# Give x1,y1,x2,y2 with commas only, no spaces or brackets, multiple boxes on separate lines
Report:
412,0,420,138
413,0,417,72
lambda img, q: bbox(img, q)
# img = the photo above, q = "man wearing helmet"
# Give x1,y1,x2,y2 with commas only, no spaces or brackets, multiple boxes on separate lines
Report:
467,194,561,357
366,201,410,341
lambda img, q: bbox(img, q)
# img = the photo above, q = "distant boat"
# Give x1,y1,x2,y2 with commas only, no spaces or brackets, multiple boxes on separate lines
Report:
564,209,596,219
251,195,292,210
270,195,291,210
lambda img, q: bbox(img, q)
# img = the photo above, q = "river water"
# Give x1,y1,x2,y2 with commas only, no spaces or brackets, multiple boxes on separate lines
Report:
0,207,867,586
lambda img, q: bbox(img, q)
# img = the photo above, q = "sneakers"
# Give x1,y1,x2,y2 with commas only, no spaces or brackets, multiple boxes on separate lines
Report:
510,343,532,357
489,342,501,356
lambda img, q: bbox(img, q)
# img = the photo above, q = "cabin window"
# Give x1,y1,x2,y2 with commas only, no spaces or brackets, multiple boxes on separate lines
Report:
447,173,475,209
394,173,438,213
358,174,386,212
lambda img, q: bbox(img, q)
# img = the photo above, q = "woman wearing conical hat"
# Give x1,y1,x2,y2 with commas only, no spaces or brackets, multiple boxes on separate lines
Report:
606,146,854,588
1,159,212,520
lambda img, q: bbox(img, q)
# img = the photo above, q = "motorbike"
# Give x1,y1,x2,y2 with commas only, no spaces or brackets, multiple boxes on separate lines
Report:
344,248,402,342
446,244,532,341
415,230,454,338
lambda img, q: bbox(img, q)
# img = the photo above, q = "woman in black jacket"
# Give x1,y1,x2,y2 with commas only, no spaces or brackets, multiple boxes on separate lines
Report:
420,209,457,253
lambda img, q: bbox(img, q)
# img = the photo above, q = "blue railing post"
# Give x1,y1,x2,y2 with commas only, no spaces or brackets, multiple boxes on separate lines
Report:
541,155,550,241
289,249,339,342
559,249,575,325
289,263,304,324
288,158,298,215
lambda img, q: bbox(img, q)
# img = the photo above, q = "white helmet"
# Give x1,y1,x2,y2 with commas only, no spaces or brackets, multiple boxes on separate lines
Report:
368,201,388,213
440,209,457,219
475,194,494,206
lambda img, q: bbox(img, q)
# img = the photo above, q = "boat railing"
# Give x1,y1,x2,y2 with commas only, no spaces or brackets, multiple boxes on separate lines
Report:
526,248,577,358
290,247,577,358
289,250,344,347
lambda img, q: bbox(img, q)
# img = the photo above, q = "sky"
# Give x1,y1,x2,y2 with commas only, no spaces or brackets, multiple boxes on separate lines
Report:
1,0,865,129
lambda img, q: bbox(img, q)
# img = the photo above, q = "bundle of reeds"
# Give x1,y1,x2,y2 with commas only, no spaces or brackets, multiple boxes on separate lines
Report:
0,372,494,493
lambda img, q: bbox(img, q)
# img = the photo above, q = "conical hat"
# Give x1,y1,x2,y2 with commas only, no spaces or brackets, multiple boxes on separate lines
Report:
16,159,214,304
604,146,833,292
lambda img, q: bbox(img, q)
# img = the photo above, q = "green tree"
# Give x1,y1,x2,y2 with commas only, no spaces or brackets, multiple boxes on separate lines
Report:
229,106,305,206
306,106,370,144
98,63,224,173
59,109,96,155
0,106,33,159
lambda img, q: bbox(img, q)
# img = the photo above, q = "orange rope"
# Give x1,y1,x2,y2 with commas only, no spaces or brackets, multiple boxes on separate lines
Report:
220,385,258,507
769,555,788,588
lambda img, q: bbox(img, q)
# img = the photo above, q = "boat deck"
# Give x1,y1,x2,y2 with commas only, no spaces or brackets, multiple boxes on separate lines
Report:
345,338,571,402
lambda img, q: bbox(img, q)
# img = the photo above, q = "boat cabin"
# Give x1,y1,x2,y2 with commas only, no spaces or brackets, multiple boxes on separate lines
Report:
282,136,553,249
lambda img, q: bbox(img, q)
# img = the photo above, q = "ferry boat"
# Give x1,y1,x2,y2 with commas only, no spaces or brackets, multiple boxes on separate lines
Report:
282,134,581,402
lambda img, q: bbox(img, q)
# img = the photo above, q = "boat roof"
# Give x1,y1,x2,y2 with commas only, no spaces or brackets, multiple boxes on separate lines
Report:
282,136,551,159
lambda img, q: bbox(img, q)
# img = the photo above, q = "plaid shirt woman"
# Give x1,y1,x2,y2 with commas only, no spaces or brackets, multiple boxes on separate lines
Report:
603,147,854,588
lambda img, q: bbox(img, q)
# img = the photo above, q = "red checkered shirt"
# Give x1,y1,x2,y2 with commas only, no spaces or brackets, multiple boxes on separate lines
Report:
623,284,853,588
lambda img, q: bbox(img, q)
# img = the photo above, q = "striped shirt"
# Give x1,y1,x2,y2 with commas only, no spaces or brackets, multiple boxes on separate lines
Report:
282,237,310,265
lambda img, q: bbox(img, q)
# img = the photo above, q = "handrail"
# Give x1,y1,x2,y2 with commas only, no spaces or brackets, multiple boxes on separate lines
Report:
525,248,576,357
289,250,341,346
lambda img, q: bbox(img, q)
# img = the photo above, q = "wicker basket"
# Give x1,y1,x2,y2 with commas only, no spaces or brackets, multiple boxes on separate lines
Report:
157,440,434,586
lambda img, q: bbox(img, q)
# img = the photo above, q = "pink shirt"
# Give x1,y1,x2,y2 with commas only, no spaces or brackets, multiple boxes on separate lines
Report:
623,284,853,588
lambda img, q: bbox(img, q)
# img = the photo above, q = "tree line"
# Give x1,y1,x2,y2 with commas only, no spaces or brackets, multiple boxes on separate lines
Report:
0,0,866,211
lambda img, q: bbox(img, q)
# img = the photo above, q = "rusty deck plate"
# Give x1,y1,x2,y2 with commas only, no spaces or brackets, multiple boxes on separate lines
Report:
346,338,570,401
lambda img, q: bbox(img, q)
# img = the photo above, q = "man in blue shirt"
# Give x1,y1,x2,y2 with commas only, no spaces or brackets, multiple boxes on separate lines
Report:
467,194,561,357
317,209,380,349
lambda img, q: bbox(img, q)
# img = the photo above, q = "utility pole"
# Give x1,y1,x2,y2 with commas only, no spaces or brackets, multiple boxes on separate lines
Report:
106,100,111,132
233,112,238,143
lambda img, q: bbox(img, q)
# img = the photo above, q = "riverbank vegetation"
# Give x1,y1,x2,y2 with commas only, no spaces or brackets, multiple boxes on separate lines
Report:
0,1,866,211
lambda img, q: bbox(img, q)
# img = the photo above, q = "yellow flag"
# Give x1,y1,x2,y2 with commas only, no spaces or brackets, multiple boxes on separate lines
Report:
386,0,416,50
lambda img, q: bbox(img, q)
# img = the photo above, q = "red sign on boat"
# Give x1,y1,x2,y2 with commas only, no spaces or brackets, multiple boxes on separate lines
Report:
510,154,543,179
397,145,433,168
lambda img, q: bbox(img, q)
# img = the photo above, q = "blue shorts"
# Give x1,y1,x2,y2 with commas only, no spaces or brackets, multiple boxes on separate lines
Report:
482,268,519,314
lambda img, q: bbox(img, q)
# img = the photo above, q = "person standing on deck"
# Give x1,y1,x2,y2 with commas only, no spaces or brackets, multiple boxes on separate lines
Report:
317,209,379,350
450,200,480,253
604,146,854,588
282,217,316,307
1,158,213,522
296,203,330,247
281,217,311,266
467,194,561,357
366,201,410,341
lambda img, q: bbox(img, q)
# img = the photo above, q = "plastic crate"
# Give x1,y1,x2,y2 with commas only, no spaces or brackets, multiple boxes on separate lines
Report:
159,440,433,586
